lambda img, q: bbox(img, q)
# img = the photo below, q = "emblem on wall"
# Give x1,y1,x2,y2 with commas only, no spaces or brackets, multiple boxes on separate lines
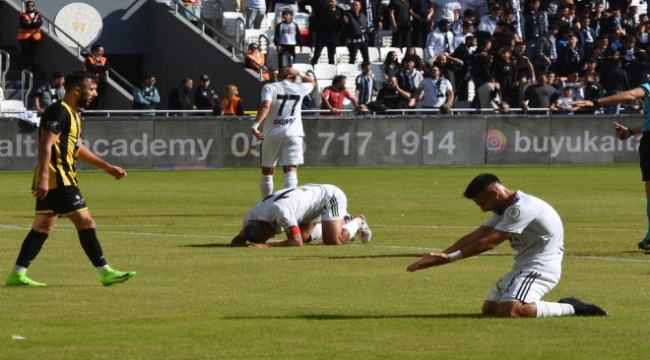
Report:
54,3,103,47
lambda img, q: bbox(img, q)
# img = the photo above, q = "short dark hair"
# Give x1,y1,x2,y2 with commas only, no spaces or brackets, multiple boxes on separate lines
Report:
64,71,96,92
51,71,65,79
464,174,501,199
361,61,371,68
332,75,346,86
142,73,156,81
463,9,476,18
90,43,103,52
243,221,268,244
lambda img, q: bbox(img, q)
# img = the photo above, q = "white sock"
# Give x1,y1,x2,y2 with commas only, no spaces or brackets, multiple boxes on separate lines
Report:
309,223,322,242
97,265,109,272
13,266,27,272
535,301,576,317
342,218,362,240
260,175,273,198
284,171,298,189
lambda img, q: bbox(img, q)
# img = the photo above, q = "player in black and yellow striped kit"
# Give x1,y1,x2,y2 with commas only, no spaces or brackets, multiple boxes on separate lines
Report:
5,71,136,287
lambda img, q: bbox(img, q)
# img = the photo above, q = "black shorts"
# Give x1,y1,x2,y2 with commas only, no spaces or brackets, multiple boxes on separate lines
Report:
35,186,88,216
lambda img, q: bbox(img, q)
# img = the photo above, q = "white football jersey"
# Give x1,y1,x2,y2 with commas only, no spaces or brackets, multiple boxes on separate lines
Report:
483,191,564,277
260,80,314,139
243,184,337,234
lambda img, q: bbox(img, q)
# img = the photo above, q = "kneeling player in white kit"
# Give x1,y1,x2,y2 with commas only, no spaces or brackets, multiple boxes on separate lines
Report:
251,53,315,198
407,174,608,318
230,184,371,247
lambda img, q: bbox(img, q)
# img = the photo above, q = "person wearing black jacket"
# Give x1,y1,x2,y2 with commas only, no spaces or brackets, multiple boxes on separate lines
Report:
168,78,195,116
343,1,371,64
310,0,345,65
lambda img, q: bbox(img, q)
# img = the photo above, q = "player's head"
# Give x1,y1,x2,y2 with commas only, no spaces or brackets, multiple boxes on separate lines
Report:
464,174,511,214
64,71,98,108
243,221,275,244
278,53,295,80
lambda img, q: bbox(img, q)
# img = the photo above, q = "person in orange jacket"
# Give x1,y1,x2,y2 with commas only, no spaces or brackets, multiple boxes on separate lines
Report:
83,44,110,110
222,84,244,116
17,1,43,69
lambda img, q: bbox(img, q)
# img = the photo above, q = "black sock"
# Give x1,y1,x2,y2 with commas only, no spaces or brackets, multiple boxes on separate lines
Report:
15,229,48,268
78,228,107,267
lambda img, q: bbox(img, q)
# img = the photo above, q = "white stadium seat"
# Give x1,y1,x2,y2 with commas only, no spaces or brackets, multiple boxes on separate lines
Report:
313,63,337,80
222,12,245,37
368,47,380,63
336,63,360,79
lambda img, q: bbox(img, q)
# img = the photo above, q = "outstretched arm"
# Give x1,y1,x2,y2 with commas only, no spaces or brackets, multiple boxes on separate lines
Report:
572,87,646,107
406,226,510,272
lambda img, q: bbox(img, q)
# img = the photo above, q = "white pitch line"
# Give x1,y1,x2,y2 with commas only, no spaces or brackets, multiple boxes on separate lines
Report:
2,224,649,263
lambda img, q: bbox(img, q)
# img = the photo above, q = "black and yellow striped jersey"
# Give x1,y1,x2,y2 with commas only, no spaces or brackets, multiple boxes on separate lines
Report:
33,101,81,190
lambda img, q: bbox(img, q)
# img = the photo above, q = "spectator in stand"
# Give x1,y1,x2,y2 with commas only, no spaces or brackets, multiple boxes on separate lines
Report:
426,19,455,58
245,43,271,81
452,35,476,102
452,9,476,35
622,5,640,35
132,73,161,116
321,75,359,115
576,16,596,54
302,0,330,47
274,8,303,66
246,0,267,29
34,71,65,116
410,64,454,112
551,86,580,114
454,20,474,49
432,53,463,94
470,38,494,97
409,0,433,49
355,61,377,106
626,51,650,91
168,77,195,115
620,35,641,67
274,0,300,26
311,0,345,66
534,23,559,74
83,44,110,111
431,0,461,26
590,2,606,36
477,4,501,35
492,20,519,52
556,33,583,77
512,41,535,80
376,75,411,112
579,56,599,78
388,0,411,48
523,72,558,114
181,0,201,26
343,1,372,64
193,74,221,116
382,50,401,78
598,57,630,115
580,72,605,104
491,49,516,105
396,57,418,95
404,46,423,70
375,0,392,32
550,4,572,35
222,84,244,116
17,1,42,70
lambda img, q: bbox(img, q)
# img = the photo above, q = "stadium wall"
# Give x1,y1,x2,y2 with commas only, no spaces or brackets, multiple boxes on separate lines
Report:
0,115,640,171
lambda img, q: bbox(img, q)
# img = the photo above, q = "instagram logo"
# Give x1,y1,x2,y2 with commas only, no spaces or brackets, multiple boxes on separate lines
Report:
484,130,507,152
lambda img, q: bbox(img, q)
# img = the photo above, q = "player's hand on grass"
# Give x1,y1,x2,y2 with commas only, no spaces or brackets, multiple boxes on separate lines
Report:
248,243,268,248
406,252,450,272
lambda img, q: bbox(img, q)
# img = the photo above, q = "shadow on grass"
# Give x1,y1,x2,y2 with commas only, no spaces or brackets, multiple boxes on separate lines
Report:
182,243,233,248
222,313,486,320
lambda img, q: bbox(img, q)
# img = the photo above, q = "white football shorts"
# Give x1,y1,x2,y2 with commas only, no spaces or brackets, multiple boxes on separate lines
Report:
320,186,349,222
260,136,304,168
486,269,560,304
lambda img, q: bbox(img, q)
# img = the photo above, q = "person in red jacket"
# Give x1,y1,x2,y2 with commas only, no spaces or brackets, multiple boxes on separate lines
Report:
17,1,43,70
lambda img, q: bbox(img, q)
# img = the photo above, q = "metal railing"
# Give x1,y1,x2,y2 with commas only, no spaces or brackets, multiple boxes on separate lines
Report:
0,50,9,96
167,0,265,70
20,69,33,105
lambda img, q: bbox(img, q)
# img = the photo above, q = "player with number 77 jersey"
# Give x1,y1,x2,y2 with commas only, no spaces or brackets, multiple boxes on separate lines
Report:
251,63,316,199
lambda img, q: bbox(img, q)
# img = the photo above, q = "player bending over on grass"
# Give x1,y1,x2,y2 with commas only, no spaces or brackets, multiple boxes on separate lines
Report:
230,184,371,247
573,85,650,252
407,174,608,318
5,71,136,287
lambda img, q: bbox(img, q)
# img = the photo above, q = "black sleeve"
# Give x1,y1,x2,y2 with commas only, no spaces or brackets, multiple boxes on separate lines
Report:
40,104,69,135
236,100,244,116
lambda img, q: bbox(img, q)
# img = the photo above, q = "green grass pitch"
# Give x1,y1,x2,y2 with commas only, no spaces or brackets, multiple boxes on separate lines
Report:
1,165,649,359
